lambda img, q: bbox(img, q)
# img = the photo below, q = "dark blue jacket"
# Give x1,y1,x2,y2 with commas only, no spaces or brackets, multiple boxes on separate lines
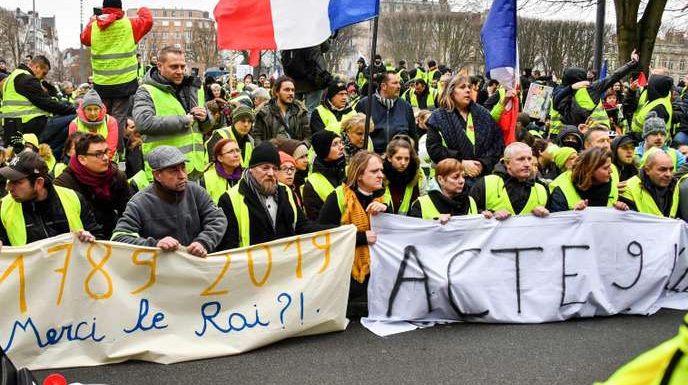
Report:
356,95,417,153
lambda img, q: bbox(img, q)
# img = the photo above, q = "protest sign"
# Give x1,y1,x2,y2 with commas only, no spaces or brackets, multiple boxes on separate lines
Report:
0,226,356,370
367,209,688,331
522,83,553,121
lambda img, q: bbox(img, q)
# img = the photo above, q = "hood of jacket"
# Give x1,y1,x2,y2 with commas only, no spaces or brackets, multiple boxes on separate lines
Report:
556,125,584,151
562,68,587,86
647,75,674,102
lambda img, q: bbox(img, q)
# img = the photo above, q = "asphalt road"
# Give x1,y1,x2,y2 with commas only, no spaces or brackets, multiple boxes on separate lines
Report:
36,309,684,385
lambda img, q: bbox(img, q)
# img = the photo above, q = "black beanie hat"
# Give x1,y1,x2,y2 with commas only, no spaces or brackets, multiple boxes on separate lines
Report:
249,141,280,168
326,81,347,101
103,0,122,8
312,130,338,160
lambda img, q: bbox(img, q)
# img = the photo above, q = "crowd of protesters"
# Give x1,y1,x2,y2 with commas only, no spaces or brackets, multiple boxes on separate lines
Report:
2,0,688,312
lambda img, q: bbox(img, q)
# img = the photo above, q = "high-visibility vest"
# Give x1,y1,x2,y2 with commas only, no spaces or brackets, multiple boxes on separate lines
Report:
0,186,82,246
53,162,68,178
205,127,253,169
128,169,150,192
552,170,616,209
305,172,336,202
594,313,688,385
549,103,563,137
630,95,673,134
227,183,297,248
426,69,438,84
356,72,366,89
416,194,477,219
314,105,356,135
484,174,548,215
574,88,610,128
490,88,507,122
141,84,206,177
383,181,415,215
413,68,426,81
405,88,438,110
73,115,110,138
0,69,49,123
203,166,234,204
620,175,680,218
90,17,138,86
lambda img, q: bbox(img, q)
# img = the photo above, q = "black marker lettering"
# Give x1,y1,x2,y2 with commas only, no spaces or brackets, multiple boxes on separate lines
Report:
387,246,432,318
490,247,544,314
446,248,489,318
612,241,643,290
560,245,589,307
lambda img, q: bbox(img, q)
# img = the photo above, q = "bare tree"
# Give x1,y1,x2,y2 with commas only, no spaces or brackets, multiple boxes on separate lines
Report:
0,7,27,67
189,21,219,70
324,25,356,74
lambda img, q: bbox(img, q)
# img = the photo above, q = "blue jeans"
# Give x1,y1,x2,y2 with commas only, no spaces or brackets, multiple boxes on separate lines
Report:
40,114,75,157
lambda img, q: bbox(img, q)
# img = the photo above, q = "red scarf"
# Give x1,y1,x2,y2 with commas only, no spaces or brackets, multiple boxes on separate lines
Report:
69,156,115,201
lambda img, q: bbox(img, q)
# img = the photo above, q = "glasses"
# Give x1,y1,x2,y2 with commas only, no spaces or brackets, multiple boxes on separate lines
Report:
85,150,109,159
279,167,296,174
221,149,240,156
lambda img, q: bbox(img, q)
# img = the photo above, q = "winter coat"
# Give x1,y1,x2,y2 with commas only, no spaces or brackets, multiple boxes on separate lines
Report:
426,102,504,178
281,43,332,94
355,95,416,153
253,98,311,144
68,108,119,158
408,189,473,218
310,103,355,135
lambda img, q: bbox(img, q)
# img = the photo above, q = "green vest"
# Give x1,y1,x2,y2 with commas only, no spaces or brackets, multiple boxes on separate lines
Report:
406,88,438,110
205,127,253,169
425,69,438,84
227,183,298,248
416,194,477,219
549,103,563,136
490,88,507,122
203,167,233,204
315,105,356,135
90,17,138,86
356,72,367,89
384,182,415,215
128,169,150,192
484,174,548,215
141,84,206,176
574,88,610,128
630,95,673,134
53,162,68,178
73,115,109,138
306,172,336,202
0,69,49,123
553,170,616,209
0,186,82,246
620,175,680,218
413,68,426,81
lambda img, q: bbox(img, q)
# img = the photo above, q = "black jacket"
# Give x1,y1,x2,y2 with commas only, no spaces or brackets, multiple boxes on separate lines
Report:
302,157,346,221
470,163,548,213
548,180,611,213
426,103,504,178
408,190,473,218
355,95,417,153
0,181,103,245
217,178,330,250
619,170,678,217
281,43,332,94
54,166,133,239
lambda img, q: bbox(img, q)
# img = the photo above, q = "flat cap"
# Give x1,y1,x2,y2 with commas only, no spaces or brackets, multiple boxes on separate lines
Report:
146,145,188,170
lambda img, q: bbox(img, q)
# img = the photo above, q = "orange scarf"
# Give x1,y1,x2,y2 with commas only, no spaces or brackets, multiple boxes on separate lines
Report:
340,185,386,283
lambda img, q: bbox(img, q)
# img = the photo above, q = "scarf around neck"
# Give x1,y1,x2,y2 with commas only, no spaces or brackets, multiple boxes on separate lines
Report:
375,91,397,110
69,156,115,201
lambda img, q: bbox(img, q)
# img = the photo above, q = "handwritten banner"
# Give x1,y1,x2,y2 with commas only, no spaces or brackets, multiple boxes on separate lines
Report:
0,226,356,370
367,209,688,328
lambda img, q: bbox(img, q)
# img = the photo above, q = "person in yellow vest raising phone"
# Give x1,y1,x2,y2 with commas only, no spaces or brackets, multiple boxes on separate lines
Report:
310,80,355,135
0,151,101,250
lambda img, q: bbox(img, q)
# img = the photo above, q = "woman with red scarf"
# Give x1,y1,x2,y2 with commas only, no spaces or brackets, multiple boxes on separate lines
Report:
54,133,132,238
68,89,119,158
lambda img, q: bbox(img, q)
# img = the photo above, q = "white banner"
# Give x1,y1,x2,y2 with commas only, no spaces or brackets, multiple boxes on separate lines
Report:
367,209,688,329
0,226,356,370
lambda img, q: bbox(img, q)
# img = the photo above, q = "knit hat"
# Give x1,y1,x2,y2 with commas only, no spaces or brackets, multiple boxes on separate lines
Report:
279,151,296,168
276,139,309,160
249,141,280,168
232,105,254,122
554,147,577,171
326,81,347,101
102,0,122,9
0,150,49,181
311,130,338,160
357,57,366,65
81,89,104,109
147,145,188,170
642,111,667,139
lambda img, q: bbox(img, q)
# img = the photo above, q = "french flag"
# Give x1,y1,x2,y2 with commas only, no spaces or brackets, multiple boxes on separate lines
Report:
480,0,518,145
215,0,379,64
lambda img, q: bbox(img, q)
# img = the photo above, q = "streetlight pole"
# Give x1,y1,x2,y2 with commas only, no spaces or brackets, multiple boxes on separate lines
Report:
80,0,84,83
593,0,605,73
32,0,37,56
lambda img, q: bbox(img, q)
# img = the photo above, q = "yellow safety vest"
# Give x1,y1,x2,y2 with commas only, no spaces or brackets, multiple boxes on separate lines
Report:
356,72,366,89
314,105,356,135
205,127,253,169
416,194,477,219
73,115,110,138
630,95,673,134
141,84,206,177
383,181,415,215
203,166,234,204
227,183,297,248
574,88,610,128
0,69,49,123
90,17,138,86
305,172,336,202
490,88,507,122
53,162,68,178
620,175,680,218
128,169,150,192
406,88,438,110
425,69,438,84
484,174,548,215
553,170,616,209
0,186,82,246
549,104,563,136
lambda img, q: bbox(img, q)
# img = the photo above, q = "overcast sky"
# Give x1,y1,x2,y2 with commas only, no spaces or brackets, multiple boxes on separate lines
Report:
3,0,684,51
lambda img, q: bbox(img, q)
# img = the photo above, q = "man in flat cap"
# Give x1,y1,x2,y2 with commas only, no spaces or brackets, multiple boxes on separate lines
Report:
111,145,227,257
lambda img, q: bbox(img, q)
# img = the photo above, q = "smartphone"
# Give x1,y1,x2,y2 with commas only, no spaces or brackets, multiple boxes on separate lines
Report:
93,7,102,16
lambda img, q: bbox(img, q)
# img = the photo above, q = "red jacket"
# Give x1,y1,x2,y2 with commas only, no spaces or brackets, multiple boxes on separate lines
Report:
80,7,153,46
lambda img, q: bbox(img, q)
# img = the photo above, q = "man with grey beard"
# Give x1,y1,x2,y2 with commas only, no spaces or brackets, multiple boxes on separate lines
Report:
217,141,330,250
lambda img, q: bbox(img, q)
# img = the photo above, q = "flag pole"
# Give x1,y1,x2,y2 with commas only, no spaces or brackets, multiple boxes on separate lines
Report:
363,16,379,151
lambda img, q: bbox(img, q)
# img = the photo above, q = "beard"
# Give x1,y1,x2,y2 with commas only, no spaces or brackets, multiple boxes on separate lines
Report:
259,178,277,195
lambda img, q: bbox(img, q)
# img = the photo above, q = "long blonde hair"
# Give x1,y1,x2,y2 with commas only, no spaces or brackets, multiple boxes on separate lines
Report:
438,75,469,111
346,150,382,189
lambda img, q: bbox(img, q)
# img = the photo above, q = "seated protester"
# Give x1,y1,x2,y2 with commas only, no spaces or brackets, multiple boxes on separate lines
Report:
341,112,374,163
278,151,302,207
274,138,310,203
556,125,584,152
200,138,242,204
383,135,423,215
123,118,145,180
620,148,680,218
302,130,346,220
611,134,638,182
532,139,558,185
310,80,356,135
548,147,628,212
205,105,255,168
0,150,102,248
634,111,685,172
54,134,133,239
317,151,390,295
553,146,578,175
217,142,329,250
112,146,227,257
470,142,550,220
416,110,433,177
68,89,119,159
53,132,87,179
408,158,480,223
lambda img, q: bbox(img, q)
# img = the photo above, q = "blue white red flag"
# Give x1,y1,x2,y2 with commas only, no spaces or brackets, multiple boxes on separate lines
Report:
600,59,608,80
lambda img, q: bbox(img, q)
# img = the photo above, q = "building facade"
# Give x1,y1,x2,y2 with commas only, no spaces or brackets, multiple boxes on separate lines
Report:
0,7,60,69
